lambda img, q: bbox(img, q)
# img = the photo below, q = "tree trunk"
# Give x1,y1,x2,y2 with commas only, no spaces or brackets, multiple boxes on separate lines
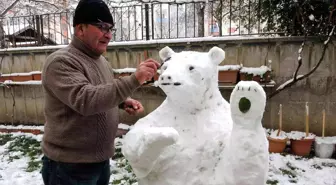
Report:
0,21,5,48
196,3,205,37
218,0,223,36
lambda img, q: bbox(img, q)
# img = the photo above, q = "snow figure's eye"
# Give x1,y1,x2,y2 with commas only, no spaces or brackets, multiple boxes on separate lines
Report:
239,97,251,113
189,66,194,71
164,57,171,62
162,65,167,70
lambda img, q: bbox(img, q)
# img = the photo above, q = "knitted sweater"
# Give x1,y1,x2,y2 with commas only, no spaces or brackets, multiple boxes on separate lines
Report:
41,36,140,163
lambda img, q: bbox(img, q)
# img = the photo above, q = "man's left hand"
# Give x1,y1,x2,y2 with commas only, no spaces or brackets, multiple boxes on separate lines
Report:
122,98,144,115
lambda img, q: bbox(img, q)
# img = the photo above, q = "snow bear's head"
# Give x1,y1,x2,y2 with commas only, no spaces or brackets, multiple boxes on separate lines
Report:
157,46,225,103
229,81,266,123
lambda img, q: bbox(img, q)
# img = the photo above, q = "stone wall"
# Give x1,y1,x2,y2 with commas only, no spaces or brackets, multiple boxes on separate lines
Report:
0,36,335,136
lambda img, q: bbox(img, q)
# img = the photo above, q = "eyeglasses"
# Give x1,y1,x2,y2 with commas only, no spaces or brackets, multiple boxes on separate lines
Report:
90,23,116,34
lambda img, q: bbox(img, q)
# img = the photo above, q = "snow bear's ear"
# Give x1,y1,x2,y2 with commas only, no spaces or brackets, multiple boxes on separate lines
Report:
208,46,225,65
159,46,175,62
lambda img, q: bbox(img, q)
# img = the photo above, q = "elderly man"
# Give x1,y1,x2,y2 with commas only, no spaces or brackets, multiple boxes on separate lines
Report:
40,0,160,185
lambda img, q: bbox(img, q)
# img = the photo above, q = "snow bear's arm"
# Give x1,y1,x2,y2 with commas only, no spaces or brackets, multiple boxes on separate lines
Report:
135,100,171,127
121,100,179,178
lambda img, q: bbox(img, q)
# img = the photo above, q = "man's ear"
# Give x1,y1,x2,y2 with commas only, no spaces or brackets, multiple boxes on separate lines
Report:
75,25,83,36
75,24,88,36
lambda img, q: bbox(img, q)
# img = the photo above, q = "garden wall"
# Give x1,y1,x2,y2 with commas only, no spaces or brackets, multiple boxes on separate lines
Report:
0,36,335,136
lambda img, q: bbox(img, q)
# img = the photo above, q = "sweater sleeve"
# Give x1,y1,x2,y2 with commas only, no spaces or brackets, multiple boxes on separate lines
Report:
43,58,141,116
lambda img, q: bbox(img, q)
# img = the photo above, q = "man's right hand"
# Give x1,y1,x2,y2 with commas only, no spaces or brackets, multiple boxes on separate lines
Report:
135,59,161,84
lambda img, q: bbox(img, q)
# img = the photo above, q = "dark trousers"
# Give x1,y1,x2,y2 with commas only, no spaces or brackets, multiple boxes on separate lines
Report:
41,155,110,185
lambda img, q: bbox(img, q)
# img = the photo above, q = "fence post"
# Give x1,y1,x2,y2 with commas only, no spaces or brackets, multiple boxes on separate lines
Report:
0,19,5,48
151,4,154,39
145,4,150,40
35,15,42,46
40,15,44,45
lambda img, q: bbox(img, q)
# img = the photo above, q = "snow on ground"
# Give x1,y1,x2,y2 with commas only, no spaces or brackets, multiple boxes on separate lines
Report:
269,153,336,185
0,125,335,185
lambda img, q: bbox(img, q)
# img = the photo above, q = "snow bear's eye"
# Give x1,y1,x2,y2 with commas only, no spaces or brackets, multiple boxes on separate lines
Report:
189,66,194,71
164,57,171,62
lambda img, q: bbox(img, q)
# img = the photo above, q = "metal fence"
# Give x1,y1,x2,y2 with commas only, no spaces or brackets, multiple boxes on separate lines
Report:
0,0,283,49
0,12,72,48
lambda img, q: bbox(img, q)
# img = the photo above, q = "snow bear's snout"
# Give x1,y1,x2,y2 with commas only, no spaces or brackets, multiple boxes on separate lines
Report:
159,74,182,86
159,70,183,86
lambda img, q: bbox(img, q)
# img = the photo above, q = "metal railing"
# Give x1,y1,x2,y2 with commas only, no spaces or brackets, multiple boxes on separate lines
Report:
0,12,72,48
0,0,284,49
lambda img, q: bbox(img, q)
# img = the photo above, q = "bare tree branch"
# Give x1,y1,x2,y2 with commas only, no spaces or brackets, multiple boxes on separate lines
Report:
0,0,20,17
267,25,335,100
293,41,304,81
292,3,307,81
30,0,63,10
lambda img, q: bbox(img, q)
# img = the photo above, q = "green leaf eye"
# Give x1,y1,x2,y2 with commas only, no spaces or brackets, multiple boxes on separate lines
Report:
239,97,251,113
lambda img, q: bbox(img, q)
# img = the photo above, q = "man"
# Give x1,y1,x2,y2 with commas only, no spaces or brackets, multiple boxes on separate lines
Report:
40,0,160,185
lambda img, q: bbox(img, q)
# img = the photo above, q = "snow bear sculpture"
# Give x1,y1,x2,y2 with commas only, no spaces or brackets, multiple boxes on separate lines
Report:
122,46,233,185
213,80,269,185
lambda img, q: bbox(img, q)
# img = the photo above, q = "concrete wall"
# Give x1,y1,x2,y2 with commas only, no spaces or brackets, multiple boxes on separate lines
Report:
0,36,335,136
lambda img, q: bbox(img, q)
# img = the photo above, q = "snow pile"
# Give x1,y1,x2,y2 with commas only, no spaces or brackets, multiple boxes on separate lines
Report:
0,36,274,53
2,80,42,85
1,73,32,77
109,138,138,184
113,68,137,73
0,71,41,80
1,129,336,185
118,123,133,130
240,65,271,76
0,124,44,132
287,131,316,140
268,153,336,184
29,71,42,75
315,136,336,144
269,129,288,140
0,124,129,133
0,132,44,185
218,64,242,71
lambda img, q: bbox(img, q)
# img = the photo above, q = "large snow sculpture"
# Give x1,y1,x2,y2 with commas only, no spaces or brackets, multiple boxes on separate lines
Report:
213,80,269,185
122,46,233,185
122,46,269,185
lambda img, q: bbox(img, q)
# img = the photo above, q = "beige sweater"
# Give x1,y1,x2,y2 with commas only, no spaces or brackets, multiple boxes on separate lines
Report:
41,36,140,163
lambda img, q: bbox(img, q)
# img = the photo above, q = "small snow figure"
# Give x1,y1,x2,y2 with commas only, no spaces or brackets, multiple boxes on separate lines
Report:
122,46,233,185
216,80,269,185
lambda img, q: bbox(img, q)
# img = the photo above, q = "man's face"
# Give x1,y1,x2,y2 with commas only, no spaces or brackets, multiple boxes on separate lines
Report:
78,22,115,54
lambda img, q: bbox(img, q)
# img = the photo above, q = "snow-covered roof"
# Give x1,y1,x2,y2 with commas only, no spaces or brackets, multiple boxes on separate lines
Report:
2,24,34,35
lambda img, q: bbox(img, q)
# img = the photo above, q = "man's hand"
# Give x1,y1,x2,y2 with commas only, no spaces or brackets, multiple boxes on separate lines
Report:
122,98,144,115
135,59,160,84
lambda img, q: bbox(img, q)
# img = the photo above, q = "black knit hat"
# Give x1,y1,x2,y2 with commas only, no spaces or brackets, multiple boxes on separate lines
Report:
73,0,114,27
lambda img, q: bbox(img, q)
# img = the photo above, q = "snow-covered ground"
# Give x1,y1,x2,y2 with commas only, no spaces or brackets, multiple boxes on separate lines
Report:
0,126,335,185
